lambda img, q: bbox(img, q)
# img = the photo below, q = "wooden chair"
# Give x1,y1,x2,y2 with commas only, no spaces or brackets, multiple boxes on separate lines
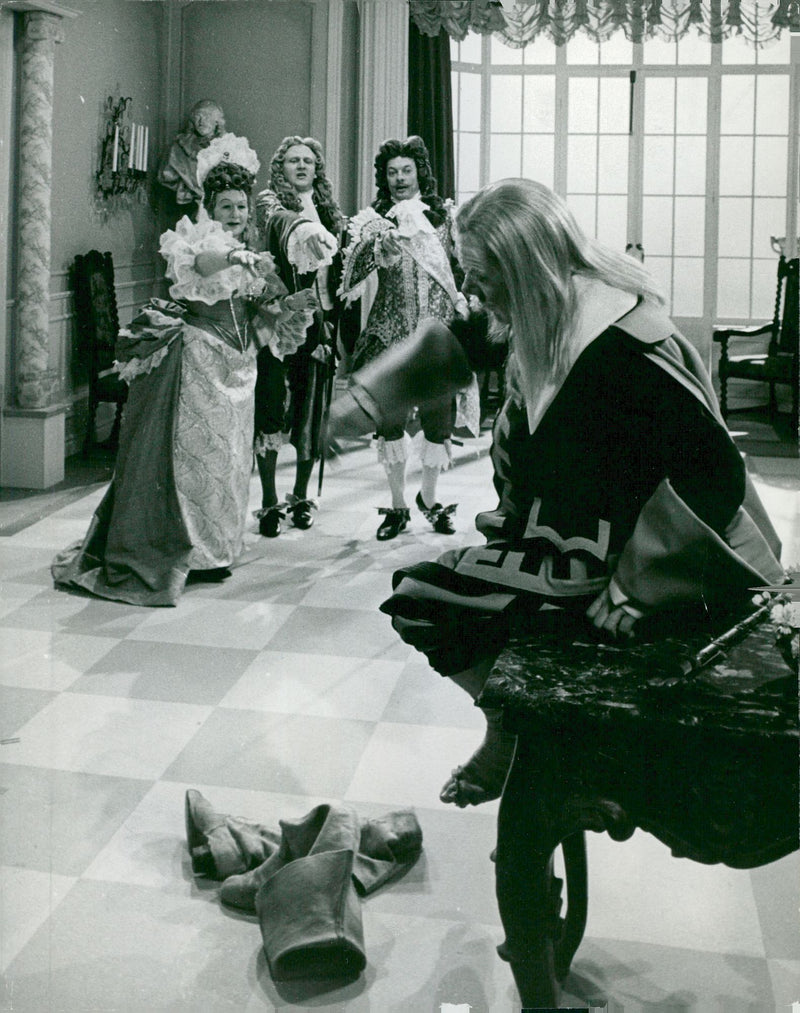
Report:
72,250,127,455
713,247,798,433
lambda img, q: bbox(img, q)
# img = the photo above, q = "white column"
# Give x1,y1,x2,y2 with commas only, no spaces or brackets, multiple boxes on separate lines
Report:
323,0,345,188
1,1,77,487
356,0,408,208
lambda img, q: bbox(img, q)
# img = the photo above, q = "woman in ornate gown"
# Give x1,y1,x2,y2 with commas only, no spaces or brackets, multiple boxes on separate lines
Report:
52,134,314,606
329,178,786,806
339,136,476,541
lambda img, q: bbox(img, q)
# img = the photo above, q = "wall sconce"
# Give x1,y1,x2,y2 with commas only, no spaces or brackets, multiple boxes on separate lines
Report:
96,95,149,204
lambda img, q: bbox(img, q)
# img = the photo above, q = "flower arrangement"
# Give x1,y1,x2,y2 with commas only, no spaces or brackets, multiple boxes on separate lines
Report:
752,587,800,672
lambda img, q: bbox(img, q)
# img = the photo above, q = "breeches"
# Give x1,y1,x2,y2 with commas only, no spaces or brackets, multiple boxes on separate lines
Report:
377,395,455,445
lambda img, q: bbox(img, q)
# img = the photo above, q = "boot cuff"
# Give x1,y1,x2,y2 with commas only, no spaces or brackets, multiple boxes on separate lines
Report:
257,849,366,981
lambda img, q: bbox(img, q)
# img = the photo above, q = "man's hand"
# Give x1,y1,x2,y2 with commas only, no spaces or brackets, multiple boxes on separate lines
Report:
380,230,401,259
304,231,337,262
586,584,640,639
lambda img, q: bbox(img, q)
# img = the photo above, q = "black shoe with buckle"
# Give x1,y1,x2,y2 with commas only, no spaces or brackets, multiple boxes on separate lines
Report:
415,491,457,534
376,507,410,541
287,495,317,530
256,503,285,538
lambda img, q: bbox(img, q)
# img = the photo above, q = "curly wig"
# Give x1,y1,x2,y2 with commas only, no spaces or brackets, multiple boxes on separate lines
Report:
202,163,257,245
372,135,446,222
268,136,343,235
202,162,256,212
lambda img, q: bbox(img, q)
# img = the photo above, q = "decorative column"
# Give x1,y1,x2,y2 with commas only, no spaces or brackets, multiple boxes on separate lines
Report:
356,0,408,209
1,1,77,489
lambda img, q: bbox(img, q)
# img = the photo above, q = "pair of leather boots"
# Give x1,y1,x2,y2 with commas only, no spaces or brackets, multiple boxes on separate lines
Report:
185,790,423,982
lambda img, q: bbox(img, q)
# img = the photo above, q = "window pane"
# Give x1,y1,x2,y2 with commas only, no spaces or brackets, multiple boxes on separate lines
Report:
566,35,600,64
752,258,778,317
646,256,673,304
672,257,704,316
491,75,522,131
674,137,706,195
598,134,629,193
753,197,788,258
567,135,598,192
677,32,711,64
522,35,556,64
642,196,674,256
756,75,789,134
566,194,597,236
676,79,707,134
719,137,754,194
673,196,705,256
489,133,522,181
568,78,598,131
523,76,556,132
720,76,755,132
644,78,675,134
457,132,481,192
598,33,632,64
457,32,482,63
722,34,757,64
754,136,788,196
458,72,482,132
757,34,791,64
597,196,628,251
492,35,523,65
522,135,555,188
642,136,674,194
599,77,629,133
718,198,753,257
717,258,752,317
643,37,677,65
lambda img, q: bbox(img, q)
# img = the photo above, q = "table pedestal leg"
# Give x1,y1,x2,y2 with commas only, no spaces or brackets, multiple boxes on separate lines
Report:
496,755,563,1006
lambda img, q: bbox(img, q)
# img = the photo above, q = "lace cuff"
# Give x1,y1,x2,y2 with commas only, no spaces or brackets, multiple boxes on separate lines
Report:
287,222,337,275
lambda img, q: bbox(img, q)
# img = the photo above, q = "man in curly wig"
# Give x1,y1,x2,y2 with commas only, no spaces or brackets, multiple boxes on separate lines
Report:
338,135,474,542
252,136,349,536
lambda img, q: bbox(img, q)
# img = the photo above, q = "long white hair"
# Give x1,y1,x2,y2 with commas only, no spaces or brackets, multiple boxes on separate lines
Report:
456,179,665,402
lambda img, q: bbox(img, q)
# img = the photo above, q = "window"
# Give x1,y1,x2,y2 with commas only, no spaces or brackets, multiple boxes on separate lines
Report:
451,31,798,344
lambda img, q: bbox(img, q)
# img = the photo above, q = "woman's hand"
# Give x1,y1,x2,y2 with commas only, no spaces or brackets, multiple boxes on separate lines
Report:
586,584,640,639
227,249,263,272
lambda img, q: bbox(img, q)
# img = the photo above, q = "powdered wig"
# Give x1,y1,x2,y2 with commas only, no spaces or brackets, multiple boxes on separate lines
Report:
372,135,446,220
268,136,342,233
456,178,665,390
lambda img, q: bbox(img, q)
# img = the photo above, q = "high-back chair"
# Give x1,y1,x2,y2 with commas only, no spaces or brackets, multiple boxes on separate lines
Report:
713,246,799,435
72,250,128,455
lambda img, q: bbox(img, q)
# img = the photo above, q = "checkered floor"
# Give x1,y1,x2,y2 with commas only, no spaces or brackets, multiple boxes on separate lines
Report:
1,432,798,1012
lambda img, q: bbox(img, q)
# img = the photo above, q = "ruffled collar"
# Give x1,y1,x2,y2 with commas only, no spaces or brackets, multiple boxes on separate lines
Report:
386,196,435,237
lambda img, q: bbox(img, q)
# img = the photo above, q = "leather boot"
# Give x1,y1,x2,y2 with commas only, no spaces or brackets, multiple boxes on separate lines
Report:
184,789,280,880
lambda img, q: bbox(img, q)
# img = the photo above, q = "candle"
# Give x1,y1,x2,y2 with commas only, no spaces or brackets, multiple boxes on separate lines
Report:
111,125,119,173
128,122,135,169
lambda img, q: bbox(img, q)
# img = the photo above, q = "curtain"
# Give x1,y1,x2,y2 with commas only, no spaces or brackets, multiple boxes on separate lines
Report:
408,0,799,47
408,18,456,202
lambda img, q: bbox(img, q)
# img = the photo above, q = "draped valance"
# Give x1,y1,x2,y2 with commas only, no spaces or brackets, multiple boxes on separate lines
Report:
408,0,799,48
